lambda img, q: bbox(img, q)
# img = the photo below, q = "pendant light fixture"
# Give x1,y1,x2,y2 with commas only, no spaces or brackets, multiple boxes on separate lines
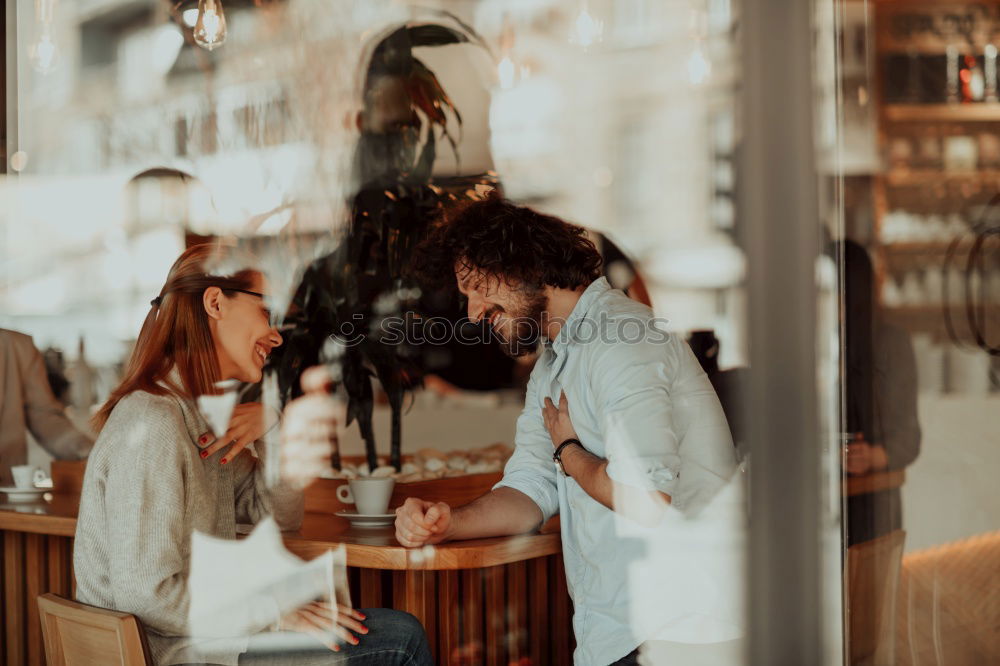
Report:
193,0,227,51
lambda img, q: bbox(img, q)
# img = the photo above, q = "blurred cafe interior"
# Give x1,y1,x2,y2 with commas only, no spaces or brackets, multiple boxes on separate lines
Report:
1,0,998,664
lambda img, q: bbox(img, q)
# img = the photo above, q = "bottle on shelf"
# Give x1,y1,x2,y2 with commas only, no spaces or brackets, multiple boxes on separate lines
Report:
947,45,961,103
985,44,998,102
961,54,986,102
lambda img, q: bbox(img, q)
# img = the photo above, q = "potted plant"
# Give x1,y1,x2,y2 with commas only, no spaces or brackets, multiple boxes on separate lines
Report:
274,23,496,472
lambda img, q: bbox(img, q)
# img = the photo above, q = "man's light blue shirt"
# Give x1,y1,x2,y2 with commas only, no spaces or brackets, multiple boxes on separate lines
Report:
495,278,746,665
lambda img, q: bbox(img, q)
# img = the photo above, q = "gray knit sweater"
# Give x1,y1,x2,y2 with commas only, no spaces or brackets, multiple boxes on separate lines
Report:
74,389,304,666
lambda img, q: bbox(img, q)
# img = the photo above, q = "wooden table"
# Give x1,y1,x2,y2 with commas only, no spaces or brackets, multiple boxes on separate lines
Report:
288,513,573,666
0,467,574,666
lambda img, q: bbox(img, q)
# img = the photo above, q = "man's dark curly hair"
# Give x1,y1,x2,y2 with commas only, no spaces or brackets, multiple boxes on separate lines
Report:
409,196,603,292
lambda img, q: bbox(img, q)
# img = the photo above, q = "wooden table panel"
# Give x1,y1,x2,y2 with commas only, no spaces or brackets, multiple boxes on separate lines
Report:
528,556,549,666
46,536,69,594
484,565,504,666
437,570,460,666
506,560,527,662
25,534,46,666
421,572,438,660
4,531,26,666
551,555,574,663
393,570,437,659
358,568,383,609
461,568,483,664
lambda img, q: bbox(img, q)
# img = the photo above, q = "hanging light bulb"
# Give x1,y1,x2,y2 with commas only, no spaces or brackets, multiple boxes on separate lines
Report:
30,0,59,74
686,5,711,86
30,25,59,73
569,2,604,48
193,0,227,51
498,55,516,90
687,46,711,86
497,18,519,90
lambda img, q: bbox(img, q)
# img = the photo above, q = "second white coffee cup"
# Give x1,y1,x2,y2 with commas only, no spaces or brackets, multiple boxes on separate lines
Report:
11,465,46,489
337,478,395,515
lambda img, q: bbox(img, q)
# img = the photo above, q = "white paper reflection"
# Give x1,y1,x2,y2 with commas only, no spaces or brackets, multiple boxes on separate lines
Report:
188,517,347,639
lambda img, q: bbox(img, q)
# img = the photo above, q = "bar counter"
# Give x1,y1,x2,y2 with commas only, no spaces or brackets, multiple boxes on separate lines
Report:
0,494,563,568
1,463,574,666
2,461,906,665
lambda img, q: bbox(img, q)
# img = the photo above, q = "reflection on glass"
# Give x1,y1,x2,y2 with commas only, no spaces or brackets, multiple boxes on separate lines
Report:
837,2,1000,663
193,0,227,51
29,0,59,74
3,2,754,665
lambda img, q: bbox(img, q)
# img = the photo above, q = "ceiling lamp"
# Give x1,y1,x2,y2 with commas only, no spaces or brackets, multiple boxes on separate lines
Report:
30,0,59,73
193,0,227,51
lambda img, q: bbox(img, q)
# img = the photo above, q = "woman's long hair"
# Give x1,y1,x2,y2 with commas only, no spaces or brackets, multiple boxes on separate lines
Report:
92,243,257,431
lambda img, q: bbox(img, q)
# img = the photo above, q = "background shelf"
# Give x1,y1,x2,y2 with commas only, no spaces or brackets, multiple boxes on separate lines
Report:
884,170,1000,186
884,104,1000,123
883,305,1000,338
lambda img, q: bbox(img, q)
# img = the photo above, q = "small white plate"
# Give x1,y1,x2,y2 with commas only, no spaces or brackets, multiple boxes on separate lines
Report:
335,510,396,528
0,487,48,502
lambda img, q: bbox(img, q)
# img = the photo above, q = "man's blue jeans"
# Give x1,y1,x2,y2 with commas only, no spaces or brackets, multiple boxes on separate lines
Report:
236,608,432,665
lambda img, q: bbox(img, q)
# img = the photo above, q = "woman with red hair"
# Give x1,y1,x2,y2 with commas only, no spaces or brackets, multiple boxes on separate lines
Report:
74,243,431,665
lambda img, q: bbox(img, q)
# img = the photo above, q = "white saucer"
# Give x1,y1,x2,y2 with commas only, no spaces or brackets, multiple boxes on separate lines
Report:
335,510,396,528
0,487,49,502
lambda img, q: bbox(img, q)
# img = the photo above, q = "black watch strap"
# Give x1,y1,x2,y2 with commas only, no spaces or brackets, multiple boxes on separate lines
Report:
554,438,583,464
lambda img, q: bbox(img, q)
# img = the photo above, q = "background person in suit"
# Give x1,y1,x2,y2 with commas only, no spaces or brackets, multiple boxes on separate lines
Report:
0,328,93,486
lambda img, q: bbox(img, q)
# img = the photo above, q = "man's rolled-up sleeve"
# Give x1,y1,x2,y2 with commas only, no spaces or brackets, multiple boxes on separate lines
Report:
493,371,560,522
591,342,683,499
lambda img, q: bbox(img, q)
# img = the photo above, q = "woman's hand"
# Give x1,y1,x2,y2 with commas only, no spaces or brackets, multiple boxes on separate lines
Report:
542,392,578,449
198,402,279,465
279,366,342,489
278,601,368,652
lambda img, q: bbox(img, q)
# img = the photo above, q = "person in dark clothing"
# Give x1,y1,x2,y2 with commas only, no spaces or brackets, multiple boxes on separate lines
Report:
836,240,921,546
687,330,746,454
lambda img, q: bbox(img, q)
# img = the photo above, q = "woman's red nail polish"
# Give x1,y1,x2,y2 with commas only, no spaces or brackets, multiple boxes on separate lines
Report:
220,458,227,465
200,451,208,459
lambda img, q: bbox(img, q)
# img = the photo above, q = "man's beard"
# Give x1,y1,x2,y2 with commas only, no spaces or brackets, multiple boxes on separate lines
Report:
489,287,547,358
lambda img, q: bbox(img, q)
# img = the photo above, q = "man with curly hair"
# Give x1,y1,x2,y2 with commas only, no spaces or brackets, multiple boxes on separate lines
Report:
395,196,745,665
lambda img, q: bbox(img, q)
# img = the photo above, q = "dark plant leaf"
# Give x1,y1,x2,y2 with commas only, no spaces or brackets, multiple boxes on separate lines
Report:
413,129,437,182
405,24,469,48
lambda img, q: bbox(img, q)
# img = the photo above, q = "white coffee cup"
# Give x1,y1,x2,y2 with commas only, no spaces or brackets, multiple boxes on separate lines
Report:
11,465,46,489
337,478,395,515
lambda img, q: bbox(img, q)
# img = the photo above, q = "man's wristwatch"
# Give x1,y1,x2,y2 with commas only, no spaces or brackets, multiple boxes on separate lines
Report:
553,438,584,477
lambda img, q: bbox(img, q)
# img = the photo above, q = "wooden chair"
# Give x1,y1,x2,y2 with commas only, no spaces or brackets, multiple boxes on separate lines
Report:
895,530,1000,665
36,593,152,666
846,529,906,666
